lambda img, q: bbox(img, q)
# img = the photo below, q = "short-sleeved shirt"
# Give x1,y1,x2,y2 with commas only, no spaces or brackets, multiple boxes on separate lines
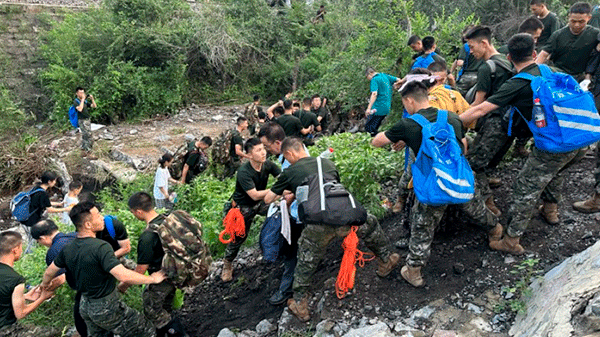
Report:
543,25,600,76
73,99,92,120
487,63,542,138
23,188,51,227
310,106,329,130
458,44,484,73
276,114,305,137
475,54,514,98
270,156,338,196
385,107,465,154
233,160,281,207
96,217,128,252
46,232,77,278
54,237,121,299
0,263,26,328
229,130,244,161
428,85,470,116
294,110,320,129
412,52,446,70
137,215,165,274
153,167,171,200
537,12,562,49
370,72,400,116
184,150,208,183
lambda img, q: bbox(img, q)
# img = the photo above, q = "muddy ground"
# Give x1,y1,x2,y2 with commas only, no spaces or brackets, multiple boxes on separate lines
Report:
179,152,600,336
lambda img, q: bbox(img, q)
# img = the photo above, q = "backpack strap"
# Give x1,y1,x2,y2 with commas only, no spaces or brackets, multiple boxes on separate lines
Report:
435,109,449,127
316,156,326,211
104,215,116,240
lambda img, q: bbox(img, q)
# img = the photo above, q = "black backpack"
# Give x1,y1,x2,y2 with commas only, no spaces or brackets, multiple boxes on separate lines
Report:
297,157,367,227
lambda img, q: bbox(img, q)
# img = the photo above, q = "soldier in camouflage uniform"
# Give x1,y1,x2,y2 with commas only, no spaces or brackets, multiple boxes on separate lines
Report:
264,137,400,322
572,144,600,213
0,231,60,337
42,202,164,337
461,33,587,254
372,80,502,287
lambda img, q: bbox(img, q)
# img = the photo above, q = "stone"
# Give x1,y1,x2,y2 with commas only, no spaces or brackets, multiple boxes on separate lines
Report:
212,115,224,121
255,319,275,335
342,322,394,337
453,263,465,274
432,331,458,337
90,123,105,131
510,241,600,337
238,330,258,337
470,317,492,332
466,303,482,314
315,320,335,336
217,328,237,337
277,308,294,336
155,135,171,142
184,134,196,142
129,129,138,135
333,322,349,336
100,133,115,140
504,256,516,264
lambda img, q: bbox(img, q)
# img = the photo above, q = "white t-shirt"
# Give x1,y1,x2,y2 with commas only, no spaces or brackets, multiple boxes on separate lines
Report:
61,194,79,224
153,167,171,200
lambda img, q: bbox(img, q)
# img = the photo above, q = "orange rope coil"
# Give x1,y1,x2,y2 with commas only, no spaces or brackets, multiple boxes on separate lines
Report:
335,226,375,299
219,207,246,244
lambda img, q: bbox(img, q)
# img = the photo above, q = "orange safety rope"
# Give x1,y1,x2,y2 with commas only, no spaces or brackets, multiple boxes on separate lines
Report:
219,207,246,244
335,226,375,299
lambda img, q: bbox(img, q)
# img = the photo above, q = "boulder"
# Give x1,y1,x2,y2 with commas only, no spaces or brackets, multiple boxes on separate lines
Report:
342,322,394,337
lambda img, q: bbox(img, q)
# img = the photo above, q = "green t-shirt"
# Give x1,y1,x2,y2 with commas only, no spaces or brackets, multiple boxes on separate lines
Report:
458,45,484,73
294,109,320,129
475,54,514,98
137,215,165,274
543,25,600,75
276,114,305,137
270,156,338,196
54,237,121,299
538,12,562,49
0,263,25,328
384,107,465,154
233,160,281,207
370,72,399,116
229,129,244,160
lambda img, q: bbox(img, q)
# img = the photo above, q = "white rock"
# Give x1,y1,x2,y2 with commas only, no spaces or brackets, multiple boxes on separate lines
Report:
91,123,105,131
470,317,492,332
212,115,224,121
343,322,394,337
217,328,237,337
129,129,138,135
255,319,275,335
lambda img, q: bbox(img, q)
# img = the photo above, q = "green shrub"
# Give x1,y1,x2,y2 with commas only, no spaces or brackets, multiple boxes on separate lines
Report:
0,86,32,138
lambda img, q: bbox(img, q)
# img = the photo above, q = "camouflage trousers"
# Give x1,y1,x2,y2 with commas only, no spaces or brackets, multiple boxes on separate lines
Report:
467,113,513,200
143,281,176,329
224,159,241,179
80,119,93,152
224,205,258,262
505,147,587,238
398,149,416,199
407,180,498,267
79,290,156,337
292,214,393,299
0,323,61,337
594,142,600,194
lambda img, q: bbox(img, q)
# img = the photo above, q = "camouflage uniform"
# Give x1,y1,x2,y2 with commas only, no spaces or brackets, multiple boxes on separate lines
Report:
407,181,498,267
467,114,513,200
224,158,242,179
143,281,176,329
0,323,60,337
594,143,600,195
397,149,415,199
79,290,156,337
224,205,258,262
80,119,93,152
505,147,587,237
292,214,392,299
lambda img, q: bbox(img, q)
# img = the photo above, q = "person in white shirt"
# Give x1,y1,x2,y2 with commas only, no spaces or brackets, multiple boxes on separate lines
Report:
61,181,83,225
153,154,180,210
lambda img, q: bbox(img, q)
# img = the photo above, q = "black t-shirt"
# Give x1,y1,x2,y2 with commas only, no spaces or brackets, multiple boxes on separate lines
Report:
487,63,542,138
73,98,92,120
276,114,305,137
384,107,465,154
311,106,329,130
184,150,208,183
271,157,338,196
54,237,121,299
229,130,244,161
96,217,128,252
0,263,25,328
538,12,562,49
543,25,600,75
137,215,165,274
458,45,484,73
233,160,281,207
294,109,320,129
23,188,51,227
475,54,514,98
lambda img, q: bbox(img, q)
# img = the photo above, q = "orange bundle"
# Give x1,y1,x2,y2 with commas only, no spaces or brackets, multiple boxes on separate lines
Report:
335,226,375,299
219,207,245,244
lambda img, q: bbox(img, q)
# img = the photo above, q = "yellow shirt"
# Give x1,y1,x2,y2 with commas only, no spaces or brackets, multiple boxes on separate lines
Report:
428,85,475,129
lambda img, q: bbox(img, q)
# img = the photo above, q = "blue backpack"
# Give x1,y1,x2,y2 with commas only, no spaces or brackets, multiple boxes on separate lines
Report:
259,205,284,263
10,187,45,222
409,110,475,206
68,99,80,128
457,43,470,81
104,215,117,240
411,52,437,70
509,64,600,153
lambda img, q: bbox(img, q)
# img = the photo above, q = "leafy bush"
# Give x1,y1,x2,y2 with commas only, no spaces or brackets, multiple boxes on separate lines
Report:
0,86,32,138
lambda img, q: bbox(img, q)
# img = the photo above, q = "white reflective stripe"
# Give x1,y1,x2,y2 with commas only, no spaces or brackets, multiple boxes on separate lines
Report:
554,106,600,120
558,120,600,133
433,167,472,187
436,179,474,200
348,193,357,208
317,156,326,211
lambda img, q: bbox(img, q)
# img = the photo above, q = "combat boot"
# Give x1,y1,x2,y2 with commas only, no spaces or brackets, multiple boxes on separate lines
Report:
221,260,233,282
287,296,310,322
513,144,530,158
488,224,503,243
573,193,600,213
539,202,559,225
161,316,188,337
400,265,424,287
377,253,400,277
392,196,406,213
485,197,501,217
488,177,502,188
489,235,525,255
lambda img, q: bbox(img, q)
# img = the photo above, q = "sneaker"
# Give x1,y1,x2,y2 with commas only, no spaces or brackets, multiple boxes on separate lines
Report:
268,290,291,306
